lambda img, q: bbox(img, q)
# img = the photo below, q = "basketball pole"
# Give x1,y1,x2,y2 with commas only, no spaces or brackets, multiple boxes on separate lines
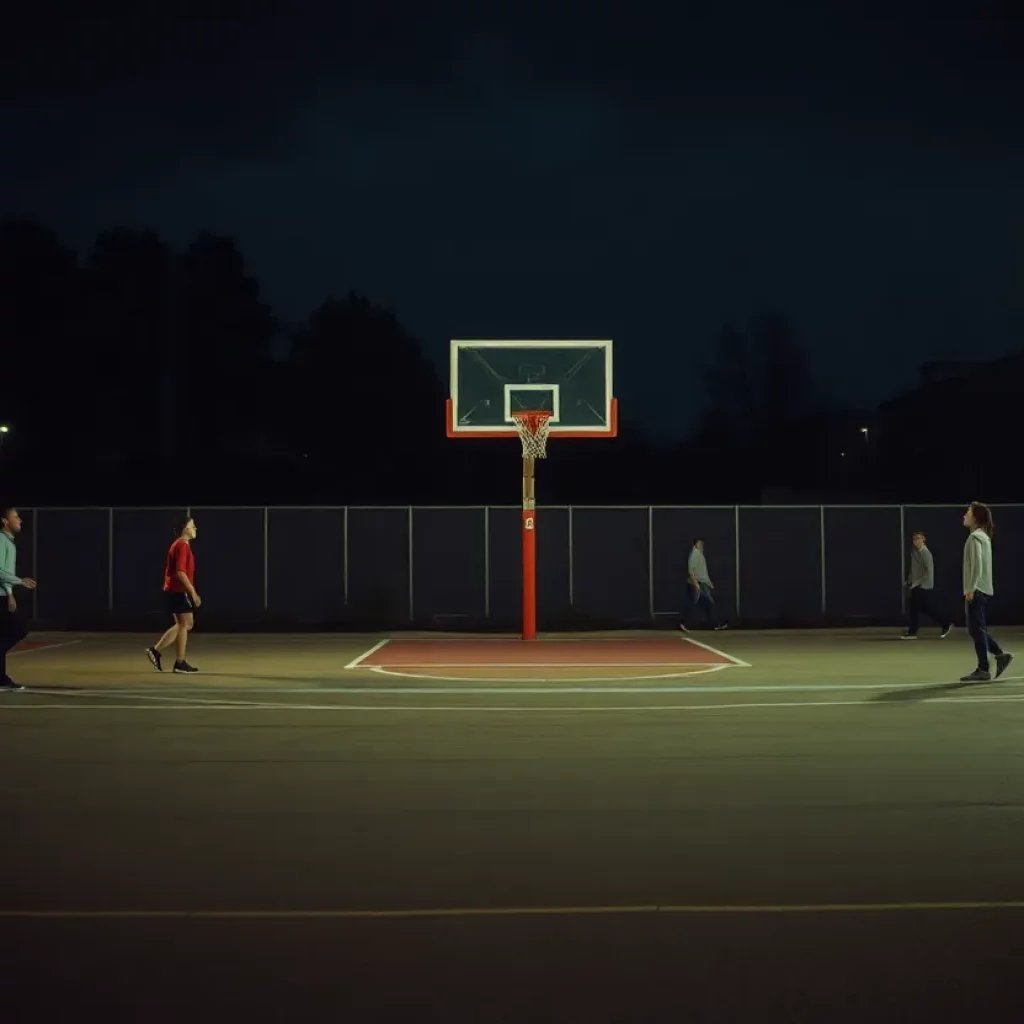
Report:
522,455,537,641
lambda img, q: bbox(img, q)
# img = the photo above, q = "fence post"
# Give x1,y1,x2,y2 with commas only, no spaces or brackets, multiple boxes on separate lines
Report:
899,505,906,617
408,506,415,623
32,507,38,623
734,506,741,619
262,507,269,612
343,507,349,607
567,506,575,606
108,508,114,611
819,505,827,615
647,506,654,620
484,506,491,618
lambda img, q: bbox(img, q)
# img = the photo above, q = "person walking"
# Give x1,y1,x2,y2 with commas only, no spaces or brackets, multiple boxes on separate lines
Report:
959,502,1013,683
901,531,952,639
145,516,201,675
0,506,38,691
679,538,728,632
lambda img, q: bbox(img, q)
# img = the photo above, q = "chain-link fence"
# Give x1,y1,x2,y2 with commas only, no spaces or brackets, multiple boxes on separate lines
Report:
13,505,1024,630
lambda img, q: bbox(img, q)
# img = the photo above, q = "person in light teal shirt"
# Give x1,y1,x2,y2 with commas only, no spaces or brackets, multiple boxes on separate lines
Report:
0,507,38,690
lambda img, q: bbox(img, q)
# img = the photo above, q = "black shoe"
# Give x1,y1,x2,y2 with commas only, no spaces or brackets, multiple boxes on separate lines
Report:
940,624,953,638
0,675,25,691
146,647,163,672
960,669,991,683
173,660,198,674
994,653,1014,679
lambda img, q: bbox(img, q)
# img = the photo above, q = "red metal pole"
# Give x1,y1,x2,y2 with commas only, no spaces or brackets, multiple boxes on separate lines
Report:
522,457,536,640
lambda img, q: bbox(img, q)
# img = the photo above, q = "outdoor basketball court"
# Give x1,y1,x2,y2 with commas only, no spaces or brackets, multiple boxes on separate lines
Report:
4,627,1024,1021
5,336,1023,1020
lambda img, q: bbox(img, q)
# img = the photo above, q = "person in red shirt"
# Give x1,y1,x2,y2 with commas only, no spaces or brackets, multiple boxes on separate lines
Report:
146,517,201,674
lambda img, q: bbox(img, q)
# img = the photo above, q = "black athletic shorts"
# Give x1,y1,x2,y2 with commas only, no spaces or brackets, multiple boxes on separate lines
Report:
165,591,195,615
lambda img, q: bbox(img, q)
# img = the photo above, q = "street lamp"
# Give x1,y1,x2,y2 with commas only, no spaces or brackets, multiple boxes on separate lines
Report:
860,426,869,444
0,424,9,450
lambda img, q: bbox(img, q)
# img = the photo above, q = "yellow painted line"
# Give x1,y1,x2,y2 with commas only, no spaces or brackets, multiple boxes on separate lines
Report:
3,901,1024,920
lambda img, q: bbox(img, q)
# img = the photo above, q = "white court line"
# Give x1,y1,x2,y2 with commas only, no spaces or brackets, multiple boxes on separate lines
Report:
681,634,751,667
6,696,1024,713
9,639,82,657
360,661,730,667
13,674,1024,698
28,674,1019,695
364,663,733,679
7,690,1024,714
360,637,732,643
364,663,733,688
343,639,390,670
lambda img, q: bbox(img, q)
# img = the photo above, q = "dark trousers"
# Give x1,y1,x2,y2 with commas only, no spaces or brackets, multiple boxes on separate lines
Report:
682,582,718,628
907,587,949,635
0,601,28,680
966,592,1003,672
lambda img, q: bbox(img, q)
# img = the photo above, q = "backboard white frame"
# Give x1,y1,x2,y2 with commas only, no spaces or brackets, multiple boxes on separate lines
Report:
448,339,615,437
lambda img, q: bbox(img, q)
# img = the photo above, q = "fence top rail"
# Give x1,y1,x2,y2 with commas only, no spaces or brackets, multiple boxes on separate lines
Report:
25,503,1024,512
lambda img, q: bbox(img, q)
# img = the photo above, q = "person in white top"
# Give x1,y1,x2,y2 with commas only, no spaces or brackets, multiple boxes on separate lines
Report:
960,501,1013,683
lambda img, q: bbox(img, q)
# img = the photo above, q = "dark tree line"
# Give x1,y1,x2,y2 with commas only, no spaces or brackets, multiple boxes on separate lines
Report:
2,217,1017,505
0,219,452,504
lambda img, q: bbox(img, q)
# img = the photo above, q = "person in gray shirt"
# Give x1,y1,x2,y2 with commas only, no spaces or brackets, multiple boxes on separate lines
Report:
679,538,728,632
901,531,952,639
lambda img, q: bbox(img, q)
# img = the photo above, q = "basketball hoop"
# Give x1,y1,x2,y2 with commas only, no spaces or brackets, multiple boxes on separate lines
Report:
447,340,617,641
511,410,552,460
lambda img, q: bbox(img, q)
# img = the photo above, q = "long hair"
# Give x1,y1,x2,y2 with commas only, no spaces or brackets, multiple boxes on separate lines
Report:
969,501,994,539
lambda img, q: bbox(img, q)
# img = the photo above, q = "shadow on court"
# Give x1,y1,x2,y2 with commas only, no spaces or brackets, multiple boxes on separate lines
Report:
871,680,980,702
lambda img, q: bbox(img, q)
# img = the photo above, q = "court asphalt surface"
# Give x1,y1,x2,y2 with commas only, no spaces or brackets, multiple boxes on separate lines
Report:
4,628,1024,1022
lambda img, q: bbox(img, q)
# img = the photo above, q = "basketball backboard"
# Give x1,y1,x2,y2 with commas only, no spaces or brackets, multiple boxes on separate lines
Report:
446,339,616,438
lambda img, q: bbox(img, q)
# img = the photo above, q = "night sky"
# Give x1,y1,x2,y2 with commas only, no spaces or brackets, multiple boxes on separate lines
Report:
4,0,1023,435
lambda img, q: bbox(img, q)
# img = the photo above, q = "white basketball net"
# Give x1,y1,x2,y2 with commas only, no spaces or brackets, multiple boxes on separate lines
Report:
512,411,552,459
